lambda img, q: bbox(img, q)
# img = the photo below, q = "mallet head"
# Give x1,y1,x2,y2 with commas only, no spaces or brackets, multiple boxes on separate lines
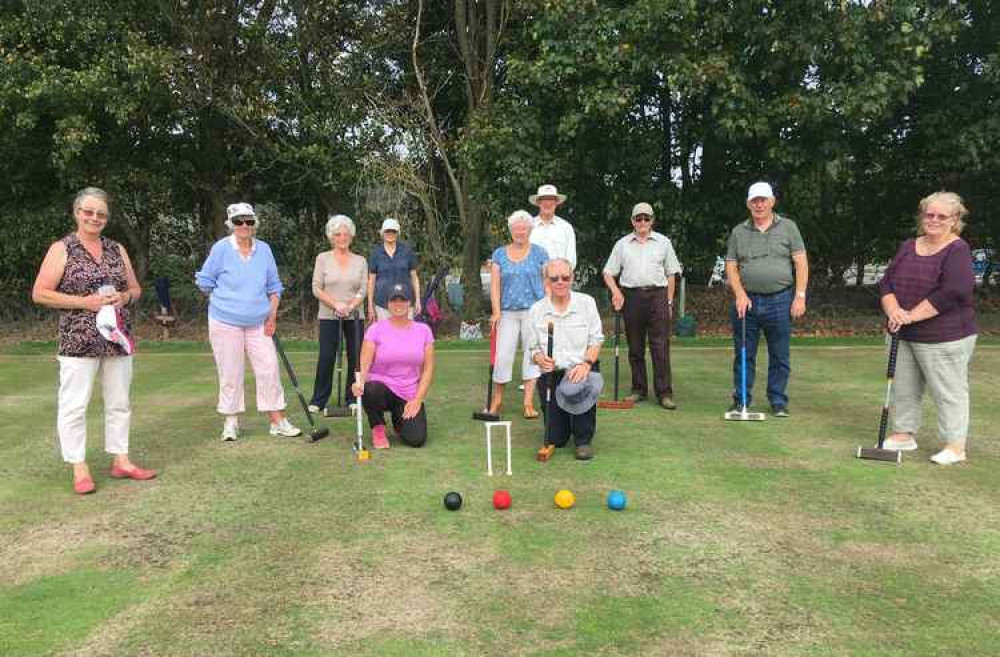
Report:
536,444,555,462
310,428,331,442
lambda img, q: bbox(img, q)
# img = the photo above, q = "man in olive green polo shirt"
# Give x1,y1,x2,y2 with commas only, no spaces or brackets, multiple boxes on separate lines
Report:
724,182,809,417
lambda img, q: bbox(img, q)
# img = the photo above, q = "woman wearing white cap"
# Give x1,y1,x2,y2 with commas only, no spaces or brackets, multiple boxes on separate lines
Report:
367,218,421,323
529,184,576,270
195,202,302,441
32,186,155,494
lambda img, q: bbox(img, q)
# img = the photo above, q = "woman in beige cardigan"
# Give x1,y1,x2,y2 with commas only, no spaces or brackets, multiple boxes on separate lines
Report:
309,214,368,414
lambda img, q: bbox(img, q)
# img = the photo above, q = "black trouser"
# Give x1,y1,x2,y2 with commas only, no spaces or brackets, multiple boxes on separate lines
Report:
536,363,600,447
362,381,427,447
310,317,362,408
622,286,672,399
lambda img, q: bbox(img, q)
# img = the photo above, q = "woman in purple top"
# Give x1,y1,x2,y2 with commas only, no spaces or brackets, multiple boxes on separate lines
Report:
352,283,435,449
879,192,977,465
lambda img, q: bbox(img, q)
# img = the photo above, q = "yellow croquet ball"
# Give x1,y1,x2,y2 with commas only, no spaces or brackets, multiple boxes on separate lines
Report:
554,489,575,509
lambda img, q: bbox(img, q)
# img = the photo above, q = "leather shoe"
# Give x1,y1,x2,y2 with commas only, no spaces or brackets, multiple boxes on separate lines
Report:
110,465,157,481
74,477,96,495
575,445,594,460
623,393,647,403
659,396,677,410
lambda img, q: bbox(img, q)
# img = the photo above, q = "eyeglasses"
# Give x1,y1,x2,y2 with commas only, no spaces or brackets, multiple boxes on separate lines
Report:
232,218,256,226
632,216,653,223
922,212,953,222
79,208,108,220
548,275,572,283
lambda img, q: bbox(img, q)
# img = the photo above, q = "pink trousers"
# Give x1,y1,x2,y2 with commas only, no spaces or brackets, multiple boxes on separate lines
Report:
208,319,286,415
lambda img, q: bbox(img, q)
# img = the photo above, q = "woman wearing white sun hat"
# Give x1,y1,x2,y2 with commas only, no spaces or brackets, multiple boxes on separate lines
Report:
195,202,302,442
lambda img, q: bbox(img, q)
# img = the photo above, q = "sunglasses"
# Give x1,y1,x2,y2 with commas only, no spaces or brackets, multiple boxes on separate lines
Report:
548,275,572,283
632,216,653,223
79,208,108,220
231,218,256,226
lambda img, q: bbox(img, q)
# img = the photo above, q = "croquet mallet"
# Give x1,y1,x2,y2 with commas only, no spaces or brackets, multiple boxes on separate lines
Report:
856,333,903,463
597,311,634,410
353,370,370,461
325,315,352,417
537,321,556,462
472,323,501,421
724,313,765,421
272,333,331,441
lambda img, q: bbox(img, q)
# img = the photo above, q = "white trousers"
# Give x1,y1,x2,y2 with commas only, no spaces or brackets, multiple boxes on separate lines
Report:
57,355,133,463
208,319,286,415
892,334,977,446
493,310,540,384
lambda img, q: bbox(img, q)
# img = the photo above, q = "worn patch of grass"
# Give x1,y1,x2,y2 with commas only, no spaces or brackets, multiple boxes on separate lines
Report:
0,340,998,656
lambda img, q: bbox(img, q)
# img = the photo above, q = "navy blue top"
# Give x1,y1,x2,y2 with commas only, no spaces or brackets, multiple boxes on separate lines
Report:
370,242,418,307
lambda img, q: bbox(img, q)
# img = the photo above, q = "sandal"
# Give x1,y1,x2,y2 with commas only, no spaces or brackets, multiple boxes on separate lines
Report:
523,407,539,419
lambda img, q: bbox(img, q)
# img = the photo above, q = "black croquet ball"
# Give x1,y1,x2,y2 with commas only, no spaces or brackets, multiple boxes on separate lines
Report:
444,491,463,511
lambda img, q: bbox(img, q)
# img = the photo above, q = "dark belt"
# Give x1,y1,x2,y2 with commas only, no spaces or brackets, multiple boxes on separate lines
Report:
745,286,792,297
622,286,666,292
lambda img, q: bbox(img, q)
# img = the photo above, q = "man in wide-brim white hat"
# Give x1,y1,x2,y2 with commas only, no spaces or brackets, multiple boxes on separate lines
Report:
529,184,576,270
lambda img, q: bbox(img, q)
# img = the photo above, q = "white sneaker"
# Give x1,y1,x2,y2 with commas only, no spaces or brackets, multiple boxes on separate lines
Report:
930,450,966,465
307,404,322,414
882,435,918,451
269,418,302,437
221,422,240,442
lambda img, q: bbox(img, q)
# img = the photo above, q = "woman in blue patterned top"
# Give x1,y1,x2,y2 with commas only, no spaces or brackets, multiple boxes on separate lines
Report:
486,210,549,418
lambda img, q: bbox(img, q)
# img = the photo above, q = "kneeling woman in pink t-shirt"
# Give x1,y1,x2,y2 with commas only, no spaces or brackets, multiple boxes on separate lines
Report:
352,283,434,448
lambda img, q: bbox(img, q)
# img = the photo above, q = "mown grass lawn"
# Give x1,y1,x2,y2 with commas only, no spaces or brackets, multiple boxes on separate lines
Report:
1,337,998,656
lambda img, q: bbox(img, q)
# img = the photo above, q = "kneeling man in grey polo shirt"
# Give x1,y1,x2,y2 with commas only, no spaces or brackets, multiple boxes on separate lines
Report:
724,182,809,417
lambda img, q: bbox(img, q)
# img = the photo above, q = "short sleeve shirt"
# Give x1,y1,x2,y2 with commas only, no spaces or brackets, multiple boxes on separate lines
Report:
364,319,434,400
603,231,682,287
492,244,549,311
370,242,417,307
528,292,605,370
725,214,805,294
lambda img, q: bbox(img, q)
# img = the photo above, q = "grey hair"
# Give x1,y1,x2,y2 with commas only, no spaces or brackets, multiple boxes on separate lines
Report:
542,257,574,278
507,209,534,231
73,187,110,212
917,191,968,236
325,214,356,238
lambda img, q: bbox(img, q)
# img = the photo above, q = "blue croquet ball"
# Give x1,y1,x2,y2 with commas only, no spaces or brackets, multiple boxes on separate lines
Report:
444,491,463,511
606,490,627,511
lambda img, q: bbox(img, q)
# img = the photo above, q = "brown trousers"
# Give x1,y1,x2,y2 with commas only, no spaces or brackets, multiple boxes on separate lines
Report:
622,287,672,399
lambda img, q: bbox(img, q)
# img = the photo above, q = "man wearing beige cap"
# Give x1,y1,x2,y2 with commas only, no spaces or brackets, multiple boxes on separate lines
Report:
725,182,808,417
602,202,682,409
529,184,576,269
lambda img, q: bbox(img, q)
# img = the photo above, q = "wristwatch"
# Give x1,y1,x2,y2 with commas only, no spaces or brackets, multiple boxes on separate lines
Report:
584,359,596,368
795,291,806,299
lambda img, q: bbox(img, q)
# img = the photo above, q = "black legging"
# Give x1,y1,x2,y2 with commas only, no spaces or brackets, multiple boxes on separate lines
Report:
310,316,362,408
362,381,427,447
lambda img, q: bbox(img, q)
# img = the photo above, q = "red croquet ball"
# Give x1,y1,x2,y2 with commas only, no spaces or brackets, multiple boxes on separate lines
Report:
492,489,512,510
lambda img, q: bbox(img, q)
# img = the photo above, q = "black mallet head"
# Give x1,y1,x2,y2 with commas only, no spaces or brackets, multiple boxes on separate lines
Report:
309,427,331,442
856,446,902,463
473,410,501,422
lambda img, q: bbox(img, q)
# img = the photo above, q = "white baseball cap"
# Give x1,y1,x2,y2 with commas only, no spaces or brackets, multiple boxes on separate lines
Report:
380,218,401,234
529,184,567,206
747,182,774,200
631,202,654,218
96,305,136,355
226,202,255,221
